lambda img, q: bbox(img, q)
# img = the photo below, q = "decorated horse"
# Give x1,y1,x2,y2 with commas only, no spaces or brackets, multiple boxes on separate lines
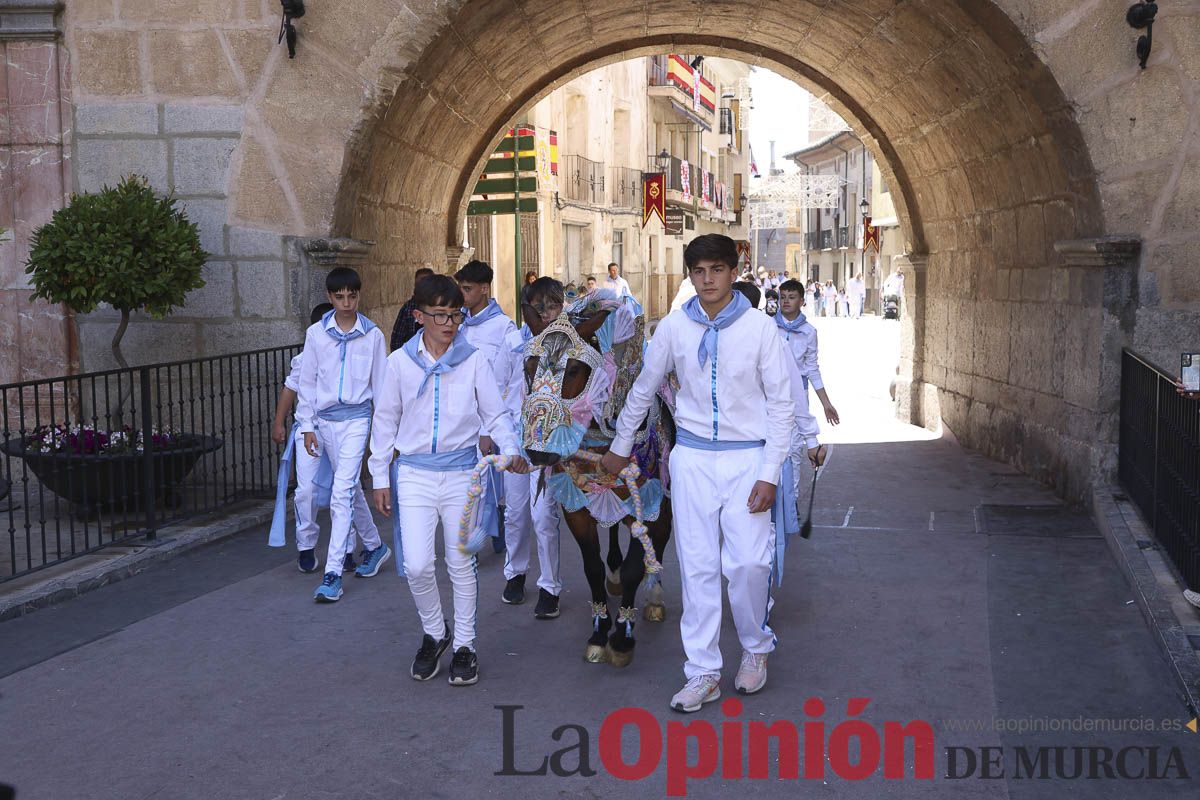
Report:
519,290,675,667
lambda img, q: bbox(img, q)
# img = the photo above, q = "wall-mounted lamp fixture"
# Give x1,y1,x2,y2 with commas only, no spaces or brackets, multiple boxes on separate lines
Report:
654,148,670,174
1126,2,1157,69
278,0,305,59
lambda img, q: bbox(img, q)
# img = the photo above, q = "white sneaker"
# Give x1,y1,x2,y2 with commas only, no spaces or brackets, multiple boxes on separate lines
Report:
734,651,768,695
1184,589,1200,610
670,675,721,713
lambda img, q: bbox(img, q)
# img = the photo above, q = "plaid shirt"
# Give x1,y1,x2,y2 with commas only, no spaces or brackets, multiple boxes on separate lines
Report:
389,298,423,352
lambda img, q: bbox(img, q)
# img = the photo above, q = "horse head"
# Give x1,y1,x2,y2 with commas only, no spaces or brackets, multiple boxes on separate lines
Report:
519,297,618,468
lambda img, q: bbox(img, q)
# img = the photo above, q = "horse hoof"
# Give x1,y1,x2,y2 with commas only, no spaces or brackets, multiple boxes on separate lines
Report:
643,602,667,623
584,644,609,664
606,578,623,597
605,643,634,669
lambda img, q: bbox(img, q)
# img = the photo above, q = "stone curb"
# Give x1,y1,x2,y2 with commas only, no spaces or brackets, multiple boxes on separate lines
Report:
0,501,275,624
1092,486,1200,716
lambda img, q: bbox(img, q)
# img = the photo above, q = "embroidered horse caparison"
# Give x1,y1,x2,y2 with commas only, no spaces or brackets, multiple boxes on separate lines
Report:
520,292,675,667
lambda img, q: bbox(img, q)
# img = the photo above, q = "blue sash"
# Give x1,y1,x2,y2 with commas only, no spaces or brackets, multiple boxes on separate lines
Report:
317,400,373,422
268,422,334,547
676,427,764,451
396,445,477,472
771,458,800,587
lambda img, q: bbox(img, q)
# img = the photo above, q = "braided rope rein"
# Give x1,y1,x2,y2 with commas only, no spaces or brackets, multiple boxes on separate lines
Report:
456,452,662,577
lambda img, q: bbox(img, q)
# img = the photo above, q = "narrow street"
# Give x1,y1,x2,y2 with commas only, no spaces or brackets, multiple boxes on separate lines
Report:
1,316,1193,799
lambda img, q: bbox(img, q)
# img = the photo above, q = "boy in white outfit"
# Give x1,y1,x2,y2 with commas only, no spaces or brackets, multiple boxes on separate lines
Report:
370,275,529,686
492,278,567,619
295,267,392,602
454,260,526,582
602,234,793,713
269,302,374,573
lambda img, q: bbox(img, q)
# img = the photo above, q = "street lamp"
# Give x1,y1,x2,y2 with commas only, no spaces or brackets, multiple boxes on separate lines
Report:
655,148,670,174
859,197,870,281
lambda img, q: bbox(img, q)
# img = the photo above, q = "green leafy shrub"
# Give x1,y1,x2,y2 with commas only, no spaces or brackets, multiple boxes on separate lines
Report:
25,175,207,367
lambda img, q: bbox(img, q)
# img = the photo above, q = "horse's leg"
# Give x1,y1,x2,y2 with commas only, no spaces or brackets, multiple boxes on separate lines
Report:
642,501,672,622
564,509,611,663
605,524,623,596
607,531,646,668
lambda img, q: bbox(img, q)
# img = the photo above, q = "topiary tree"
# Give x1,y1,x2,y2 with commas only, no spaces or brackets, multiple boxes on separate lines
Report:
25,175,207,370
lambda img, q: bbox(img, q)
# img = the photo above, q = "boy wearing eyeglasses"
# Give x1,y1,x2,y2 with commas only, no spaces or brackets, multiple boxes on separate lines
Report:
295,267,392,603
369,274,530,686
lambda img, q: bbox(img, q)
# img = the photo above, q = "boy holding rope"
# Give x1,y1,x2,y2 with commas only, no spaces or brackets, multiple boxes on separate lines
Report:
369,275,529,686
601,234,793,712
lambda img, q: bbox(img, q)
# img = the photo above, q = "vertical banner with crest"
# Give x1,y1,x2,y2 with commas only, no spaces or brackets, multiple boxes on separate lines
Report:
643,173,665,227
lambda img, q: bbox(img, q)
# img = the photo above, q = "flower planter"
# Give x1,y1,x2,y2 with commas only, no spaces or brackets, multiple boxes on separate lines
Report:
0,434,223,512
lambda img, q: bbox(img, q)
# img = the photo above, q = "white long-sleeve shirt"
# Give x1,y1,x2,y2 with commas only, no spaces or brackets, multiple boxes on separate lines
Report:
610,305,793,486
602,275,632,298
460,306,518,436
284,352,304,392
777,319,825,391
784,350,820,448
492,326,531,425
295,314,388,434
367,333,519,488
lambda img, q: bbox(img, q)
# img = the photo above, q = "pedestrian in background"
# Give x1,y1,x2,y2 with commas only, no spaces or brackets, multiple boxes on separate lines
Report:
389,267,435,351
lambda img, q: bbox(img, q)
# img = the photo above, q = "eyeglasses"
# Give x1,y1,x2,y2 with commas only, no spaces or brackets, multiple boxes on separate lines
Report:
420,310,465,326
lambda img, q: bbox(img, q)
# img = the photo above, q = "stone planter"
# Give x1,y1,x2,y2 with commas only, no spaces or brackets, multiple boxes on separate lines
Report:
0,435,223,512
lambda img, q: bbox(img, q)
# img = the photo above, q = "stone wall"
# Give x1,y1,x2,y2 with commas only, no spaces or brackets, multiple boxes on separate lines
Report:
0,1,73,383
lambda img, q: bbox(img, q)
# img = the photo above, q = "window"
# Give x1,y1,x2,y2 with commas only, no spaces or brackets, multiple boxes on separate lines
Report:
563,223,584,284
612,229,624,269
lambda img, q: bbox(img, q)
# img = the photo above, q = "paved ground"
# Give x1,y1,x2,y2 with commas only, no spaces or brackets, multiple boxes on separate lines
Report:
1,317,1196,798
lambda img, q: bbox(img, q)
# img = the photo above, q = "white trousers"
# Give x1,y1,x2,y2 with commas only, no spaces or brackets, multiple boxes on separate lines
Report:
316,418,381,576
294,428,370,562
669,444,776,680
396,465,477,651
851,294,865,318
503,469,563,594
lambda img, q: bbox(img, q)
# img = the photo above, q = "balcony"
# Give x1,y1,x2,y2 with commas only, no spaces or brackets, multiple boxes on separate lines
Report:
561,155,605,206
837,226,850,249
820,230,833,250
609,166,642,209
719,107,734,135
805,232,821,251
647,55,716,124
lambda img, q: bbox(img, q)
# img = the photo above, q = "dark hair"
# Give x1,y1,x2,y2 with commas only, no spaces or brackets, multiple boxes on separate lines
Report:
607,262,619,269
585,275,597,284
527,276,564,307
454,259,493,284
684,234,738,271
414,267,435,280
779,279,804,294
310,302,334,324
524,270,538,284
766,289,779,300
732,280,761,308
326,266,361,293
413,274,464,309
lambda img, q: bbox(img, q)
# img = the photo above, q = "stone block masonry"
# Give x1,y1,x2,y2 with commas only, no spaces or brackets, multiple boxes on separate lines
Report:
71,102,306,372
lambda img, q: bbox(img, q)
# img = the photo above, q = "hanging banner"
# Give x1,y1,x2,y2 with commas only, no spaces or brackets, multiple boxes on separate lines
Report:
680,160,692,203
701,171,711,206
642,173,665,227
863,215,881,252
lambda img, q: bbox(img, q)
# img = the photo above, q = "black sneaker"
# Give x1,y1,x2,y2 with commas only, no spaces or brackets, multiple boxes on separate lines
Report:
297,549,318,573
410,623,451,681
502,574,526,605
533,588,560,619
343,551,358,572
448,646,479,686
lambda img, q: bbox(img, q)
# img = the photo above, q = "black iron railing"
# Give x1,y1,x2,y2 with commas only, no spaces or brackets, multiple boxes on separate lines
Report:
610,166,642,208
561,154,606,205
1119,349,1200,589
0,344,300,581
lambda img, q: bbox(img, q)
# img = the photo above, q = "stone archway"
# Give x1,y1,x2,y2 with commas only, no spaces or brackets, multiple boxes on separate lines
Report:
332,0,1118,500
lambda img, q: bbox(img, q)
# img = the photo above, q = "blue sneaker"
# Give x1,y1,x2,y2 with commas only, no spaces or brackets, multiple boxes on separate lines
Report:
313,572,343,602
354,543,391,578
297,549,318,573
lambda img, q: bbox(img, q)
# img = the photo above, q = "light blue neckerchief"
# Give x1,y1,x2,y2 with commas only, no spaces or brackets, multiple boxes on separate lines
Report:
461,298,505,328
321,309,377,358
511,325,533,353
402,331,477,397
268,422,334,547
682,292,751,368
774,311,808,333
